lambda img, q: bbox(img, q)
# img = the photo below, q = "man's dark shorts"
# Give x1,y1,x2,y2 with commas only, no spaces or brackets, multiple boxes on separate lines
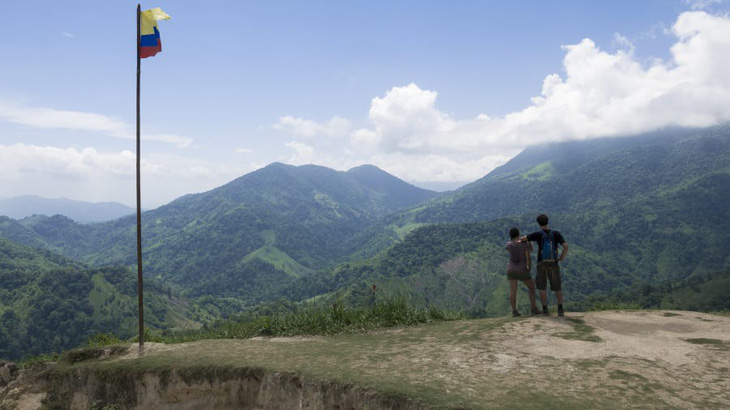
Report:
536,262,561,291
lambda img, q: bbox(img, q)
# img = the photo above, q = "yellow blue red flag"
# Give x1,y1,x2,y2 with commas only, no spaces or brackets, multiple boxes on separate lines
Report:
139,7,171,58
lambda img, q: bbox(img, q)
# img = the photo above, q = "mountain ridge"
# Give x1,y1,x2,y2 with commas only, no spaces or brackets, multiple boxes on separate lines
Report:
0,163,440,301
277,124,730,313
0,195,134,223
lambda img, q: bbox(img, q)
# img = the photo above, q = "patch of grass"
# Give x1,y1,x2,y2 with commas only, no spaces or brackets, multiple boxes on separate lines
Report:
519,161,556,181
609,370,649,382
588,302,642,311
554,317,602,342
685,338,723,345
61,345,129,364
158,296,462,344
88,332,122,347
684,338,730,350
18,352,59,369
663,312,682,317
242,245,314,278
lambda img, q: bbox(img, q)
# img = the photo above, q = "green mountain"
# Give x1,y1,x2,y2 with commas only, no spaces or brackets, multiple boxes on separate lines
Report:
2,126,729,322
0,164,438,302
280,125,730,313
0,237,199,361
411,125,730,223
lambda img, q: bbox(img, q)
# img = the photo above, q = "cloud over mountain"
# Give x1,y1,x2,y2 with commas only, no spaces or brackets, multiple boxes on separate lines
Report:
276,11,730,186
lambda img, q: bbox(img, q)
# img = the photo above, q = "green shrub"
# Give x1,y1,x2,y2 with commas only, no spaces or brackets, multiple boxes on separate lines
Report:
160,296,460,344
87,332,121,347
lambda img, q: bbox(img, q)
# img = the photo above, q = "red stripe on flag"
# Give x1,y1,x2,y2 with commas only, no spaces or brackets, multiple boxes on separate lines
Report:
140,40,162,58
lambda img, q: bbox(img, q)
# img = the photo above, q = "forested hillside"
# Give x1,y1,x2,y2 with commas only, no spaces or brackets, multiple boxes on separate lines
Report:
0,164,437,302
278,125,730,313
0,237,199,361
410,125,730,223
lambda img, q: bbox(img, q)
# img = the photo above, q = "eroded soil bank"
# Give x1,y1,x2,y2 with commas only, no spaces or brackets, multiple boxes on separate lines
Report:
2,365,426,410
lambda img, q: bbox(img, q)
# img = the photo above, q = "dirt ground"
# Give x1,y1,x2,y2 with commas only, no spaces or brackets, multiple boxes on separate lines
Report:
3,310,729,409
116,310,730,408
486,310,730,408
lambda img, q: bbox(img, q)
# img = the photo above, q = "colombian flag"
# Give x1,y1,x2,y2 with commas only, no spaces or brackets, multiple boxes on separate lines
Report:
139,8,171,59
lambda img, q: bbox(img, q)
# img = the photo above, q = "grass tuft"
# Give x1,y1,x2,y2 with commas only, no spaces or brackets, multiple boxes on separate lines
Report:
684,338,723,345
157,295,461,344
588,302,642,311
18,353,59,369
88,332,122,347
61,346,129,364
683,338,729,351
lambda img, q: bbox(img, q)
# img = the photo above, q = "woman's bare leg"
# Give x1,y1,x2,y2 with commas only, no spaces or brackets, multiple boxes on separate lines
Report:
509,279,518,312
522,279,538,309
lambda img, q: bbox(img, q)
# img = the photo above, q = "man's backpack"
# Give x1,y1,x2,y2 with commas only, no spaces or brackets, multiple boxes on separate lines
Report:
540,230,558,262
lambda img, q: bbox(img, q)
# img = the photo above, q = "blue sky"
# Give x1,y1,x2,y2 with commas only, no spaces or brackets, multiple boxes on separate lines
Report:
1,0,729,207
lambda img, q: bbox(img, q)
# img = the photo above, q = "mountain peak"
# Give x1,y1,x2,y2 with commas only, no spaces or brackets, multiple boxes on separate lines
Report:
346,164,386,174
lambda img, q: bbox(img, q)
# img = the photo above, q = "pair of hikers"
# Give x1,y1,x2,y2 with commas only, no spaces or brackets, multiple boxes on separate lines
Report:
505,214,569,317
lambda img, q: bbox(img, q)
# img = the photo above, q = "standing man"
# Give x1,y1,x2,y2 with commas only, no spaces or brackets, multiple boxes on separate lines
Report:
522,214,569,316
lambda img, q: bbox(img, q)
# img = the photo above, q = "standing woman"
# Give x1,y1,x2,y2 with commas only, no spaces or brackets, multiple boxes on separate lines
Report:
506,227,540,316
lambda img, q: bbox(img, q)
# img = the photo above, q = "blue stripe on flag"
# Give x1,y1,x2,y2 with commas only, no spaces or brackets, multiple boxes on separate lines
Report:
140,27,160,47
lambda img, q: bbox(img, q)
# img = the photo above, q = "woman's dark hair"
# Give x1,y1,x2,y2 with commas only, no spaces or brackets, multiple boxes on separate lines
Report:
509,227,520,239
536,214,549,226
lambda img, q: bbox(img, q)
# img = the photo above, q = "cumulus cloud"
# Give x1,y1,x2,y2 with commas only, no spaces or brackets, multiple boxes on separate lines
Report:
274,11,730,187
284,141,316,164
0,101,193,147
274,115,352,138
0,144,246,207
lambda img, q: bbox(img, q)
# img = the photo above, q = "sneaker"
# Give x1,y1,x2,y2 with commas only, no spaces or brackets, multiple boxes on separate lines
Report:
558,307,565,317
542,306,550,316
512,310,522,317
531,307,541,316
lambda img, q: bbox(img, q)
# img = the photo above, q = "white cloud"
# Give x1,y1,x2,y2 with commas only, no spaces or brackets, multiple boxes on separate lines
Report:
0,144,247,207
0,101,193,147
61,32,76,38
611,33,635,53
284,141,316,164
0,144,133,179
275,11,730,186
274,115,352,138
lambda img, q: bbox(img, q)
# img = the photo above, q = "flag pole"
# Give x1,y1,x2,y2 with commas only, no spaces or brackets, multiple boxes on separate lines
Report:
136,3,145,348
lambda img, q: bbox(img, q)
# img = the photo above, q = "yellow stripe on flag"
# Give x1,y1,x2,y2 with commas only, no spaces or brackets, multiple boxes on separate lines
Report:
140,8,171,36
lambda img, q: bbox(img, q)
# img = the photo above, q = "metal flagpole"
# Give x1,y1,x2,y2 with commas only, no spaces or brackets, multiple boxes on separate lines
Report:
136,3,145,348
